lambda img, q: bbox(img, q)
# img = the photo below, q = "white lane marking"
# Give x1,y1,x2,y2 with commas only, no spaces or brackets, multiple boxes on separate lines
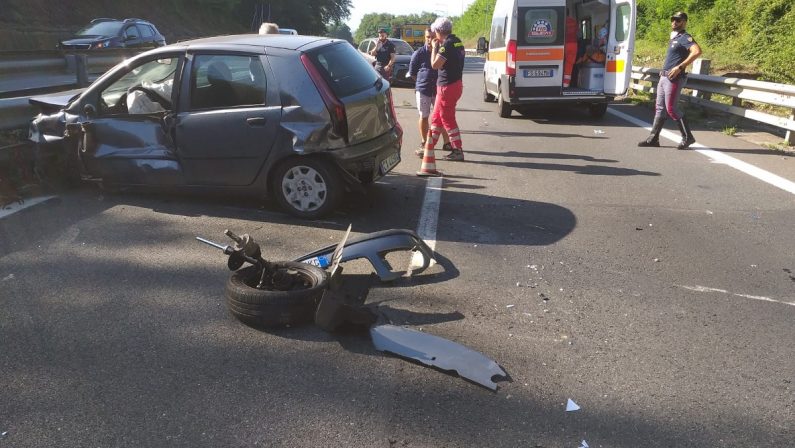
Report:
409,176,442,271
0,195,57,220
677,284,795,307
607,108,795,196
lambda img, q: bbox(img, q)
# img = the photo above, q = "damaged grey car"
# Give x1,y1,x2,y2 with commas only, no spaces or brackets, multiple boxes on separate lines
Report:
29,34,403,218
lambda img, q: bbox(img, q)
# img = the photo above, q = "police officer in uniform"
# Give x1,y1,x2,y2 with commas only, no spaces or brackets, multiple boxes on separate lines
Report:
370,28,396,80
638,11,702,150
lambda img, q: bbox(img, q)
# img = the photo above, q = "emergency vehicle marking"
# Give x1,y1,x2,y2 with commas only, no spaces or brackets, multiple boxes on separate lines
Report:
529,19,553,38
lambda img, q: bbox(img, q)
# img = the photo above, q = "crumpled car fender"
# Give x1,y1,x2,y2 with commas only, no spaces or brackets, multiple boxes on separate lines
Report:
294,229,434,281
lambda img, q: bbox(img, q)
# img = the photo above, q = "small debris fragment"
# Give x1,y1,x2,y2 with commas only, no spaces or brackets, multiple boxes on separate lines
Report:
506,304,515,308
706,210,713,215
635,227,643,231
579,440,589,448
653,258,660,262
593,129,605,134
1,274,13,282
516,282,522,287
1,431,7,437
751,264,757,268
566,399,581,412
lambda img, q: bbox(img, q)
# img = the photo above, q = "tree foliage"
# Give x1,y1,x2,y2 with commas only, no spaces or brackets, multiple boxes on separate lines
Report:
327,21,354,44
233,0,351,35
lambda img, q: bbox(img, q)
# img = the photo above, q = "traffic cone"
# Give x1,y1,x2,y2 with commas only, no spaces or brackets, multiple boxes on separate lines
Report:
416,145,442,177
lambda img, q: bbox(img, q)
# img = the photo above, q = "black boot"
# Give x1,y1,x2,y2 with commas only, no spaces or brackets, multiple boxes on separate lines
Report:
638,115,666,147
676,117,696,149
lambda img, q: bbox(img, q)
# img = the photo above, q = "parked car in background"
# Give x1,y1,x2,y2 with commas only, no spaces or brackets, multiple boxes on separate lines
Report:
58,18,166,50
357,37,416,87
30,35,403,218
278,28,298,35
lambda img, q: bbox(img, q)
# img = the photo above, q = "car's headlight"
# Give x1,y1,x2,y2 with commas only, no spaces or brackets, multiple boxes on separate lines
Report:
93,40,109,49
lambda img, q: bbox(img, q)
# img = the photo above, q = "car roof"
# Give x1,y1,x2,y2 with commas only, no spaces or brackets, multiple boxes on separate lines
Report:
169,34,332,51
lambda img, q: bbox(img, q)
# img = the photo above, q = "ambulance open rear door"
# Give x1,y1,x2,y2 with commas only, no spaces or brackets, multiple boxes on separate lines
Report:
604,0,636,96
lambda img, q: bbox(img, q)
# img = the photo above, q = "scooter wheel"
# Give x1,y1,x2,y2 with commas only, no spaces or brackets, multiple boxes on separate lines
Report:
225,262,328,327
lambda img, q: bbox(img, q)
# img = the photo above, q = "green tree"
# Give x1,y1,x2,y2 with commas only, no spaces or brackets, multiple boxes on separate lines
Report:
327,20,354,44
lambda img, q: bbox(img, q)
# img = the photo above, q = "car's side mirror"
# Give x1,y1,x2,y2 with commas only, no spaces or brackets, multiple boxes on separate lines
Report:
84,103,96,118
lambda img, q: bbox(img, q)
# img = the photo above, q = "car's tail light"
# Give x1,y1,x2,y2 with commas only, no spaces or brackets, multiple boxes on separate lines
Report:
386,88,400,129
506,39,517,76
300,53,349,143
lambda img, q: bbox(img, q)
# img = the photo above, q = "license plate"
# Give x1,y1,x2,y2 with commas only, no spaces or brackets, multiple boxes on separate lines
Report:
524,69,553,78
380,151,400,174
303,255,330,268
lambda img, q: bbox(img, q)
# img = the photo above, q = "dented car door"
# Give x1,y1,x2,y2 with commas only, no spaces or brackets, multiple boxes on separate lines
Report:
78,54,184,185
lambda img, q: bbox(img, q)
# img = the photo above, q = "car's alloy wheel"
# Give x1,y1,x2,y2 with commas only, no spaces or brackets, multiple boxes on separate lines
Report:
272,157,342,219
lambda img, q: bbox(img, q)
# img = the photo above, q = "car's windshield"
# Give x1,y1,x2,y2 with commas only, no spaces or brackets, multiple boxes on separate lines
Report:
391,40,414,55
76,22,123,37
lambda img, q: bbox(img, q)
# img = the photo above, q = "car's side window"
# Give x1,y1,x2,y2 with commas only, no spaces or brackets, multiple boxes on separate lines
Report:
190,54,267,110
358,41,368,52
98,57,178,115
124,25,140,40
139,24,154,38
367,41,375,53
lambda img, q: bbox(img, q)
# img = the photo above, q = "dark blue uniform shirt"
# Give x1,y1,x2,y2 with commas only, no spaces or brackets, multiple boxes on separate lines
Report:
437,34,465,85
663,32,697,72
374,39,396,66
408,45,438,97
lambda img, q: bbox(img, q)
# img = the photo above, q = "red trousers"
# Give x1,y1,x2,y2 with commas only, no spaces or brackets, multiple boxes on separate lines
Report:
428,80,463,150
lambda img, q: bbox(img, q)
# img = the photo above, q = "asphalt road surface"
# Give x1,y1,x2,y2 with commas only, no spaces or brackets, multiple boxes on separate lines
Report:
1,57,793,447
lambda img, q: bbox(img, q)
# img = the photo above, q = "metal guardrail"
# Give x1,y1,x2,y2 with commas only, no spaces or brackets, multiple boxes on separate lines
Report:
0,49,140,131
631,65,795,145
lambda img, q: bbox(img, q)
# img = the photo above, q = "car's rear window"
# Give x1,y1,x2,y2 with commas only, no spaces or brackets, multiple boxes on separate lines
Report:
391,40,414,55
308,42,379,98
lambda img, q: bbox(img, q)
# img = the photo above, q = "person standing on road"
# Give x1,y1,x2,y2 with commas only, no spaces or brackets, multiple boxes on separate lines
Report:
409,28,451,158
638,11,702,150
417,16,466,168
370,28,396,79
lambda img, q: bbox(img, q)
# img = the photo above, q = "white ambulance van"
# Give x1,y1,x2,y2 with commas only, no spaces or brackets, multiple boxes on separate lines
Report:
483,0,636,118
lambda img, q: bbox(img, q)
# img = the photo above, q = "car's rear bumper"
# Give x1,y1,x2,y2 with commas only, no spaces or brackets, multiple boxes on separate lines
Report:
332,125,403,184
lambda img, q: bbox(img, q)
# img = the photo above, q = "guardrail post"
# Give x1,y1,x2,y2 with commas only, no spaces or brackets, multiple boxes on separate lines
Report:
75,54,89,88
691,58,710,100
786,109,794,146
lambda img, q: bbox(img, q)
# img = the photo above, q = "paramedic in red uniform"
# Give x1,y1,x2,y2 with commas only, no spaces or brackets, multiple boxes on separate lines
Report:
418,16,466,166
638,11,702,149
563,9,578,88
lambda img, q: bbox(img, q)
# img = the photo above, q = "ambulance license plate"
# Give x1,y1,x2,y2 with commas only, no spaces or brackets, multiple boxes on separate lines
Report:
380,151,400,174
524,69,553,78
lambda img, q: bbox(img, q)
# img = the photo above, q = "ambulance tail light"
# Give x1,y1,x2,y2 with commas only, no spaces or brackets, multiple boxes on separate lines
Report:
506,39,517,76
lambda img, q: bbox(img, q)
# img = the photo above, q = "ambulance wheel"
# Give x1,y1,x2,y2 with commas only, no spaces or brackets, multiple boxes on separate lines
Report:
483,80,495,102
589,103,608,118
497,92,512,118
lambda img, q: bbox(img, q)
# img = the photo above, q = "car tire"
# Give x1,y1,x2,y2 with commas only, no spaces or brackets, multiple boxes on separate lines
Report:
226,263,328,327
589,103,608,118
483,79,495,102
271,157,342,219
497,91,511,118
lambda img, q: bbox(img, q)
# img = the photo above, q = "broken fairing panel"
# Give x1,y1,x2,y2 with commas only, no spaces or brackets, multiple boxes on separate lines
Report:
294,229,435,281
370,325,508,390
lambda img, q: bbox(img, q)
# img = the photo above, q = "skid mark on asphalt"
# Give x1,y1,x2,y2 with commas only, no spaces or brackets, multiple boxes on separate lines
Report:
410,177,442,271
677,284,795,307
607,108,795,196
